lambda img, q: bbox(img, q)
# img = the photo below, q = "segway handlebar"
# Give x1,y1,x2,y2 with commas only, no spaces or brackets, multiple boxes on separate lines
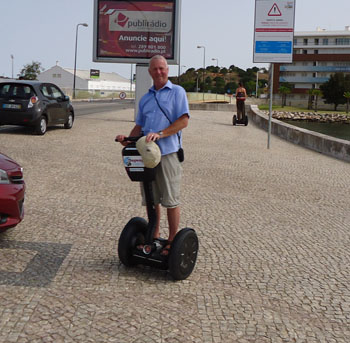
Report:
115,136,142,143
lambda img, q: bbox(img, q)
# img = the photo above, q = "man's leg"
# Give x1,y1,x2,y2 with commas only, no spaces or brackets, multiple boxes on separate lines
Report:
167,206,180,242
153,204,161,239
160,206,179,256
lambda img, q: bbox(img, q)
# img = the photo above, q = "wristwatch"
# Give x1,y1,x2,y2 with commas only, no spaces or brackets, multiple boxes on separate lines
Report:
158,131,163,137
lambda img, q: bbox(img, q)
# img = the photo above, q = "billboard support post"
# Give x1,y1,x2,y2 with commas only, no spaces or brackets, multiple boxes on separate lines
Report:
135,64,152,120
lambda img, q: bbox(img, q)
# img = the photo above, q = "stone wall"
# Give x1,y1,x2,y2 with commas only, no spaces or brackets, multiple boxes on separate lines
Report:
248,106,350,163
264,111,350,124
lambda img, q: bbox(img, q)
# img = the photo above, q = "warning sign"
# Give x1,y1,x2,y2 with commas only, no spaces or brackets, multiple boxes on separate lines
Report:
268,3,282,16
253,0,295,63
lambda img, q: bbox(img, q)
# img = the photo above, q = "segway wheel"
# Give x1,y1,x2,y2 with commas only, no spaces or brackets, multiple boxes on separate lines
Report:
168,228,199,280
244,115,248,126
232,115,237,126
118,217,147,267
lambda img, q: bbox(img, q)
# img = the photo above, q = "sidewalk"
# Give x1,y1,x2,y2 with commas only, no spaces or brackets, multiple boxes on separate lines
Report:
0,108,349,343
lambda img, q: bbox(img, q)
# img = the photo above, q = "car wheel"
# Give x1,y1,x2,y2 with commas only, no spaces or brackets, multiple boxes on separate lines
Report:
35,116,47,135
64,113,74,129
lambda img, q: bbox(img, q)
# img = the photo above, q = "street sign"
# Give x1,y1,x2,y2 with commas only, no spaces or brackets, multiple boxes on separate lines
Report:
119,91,126,99
90,69,100,79
253,0,296,63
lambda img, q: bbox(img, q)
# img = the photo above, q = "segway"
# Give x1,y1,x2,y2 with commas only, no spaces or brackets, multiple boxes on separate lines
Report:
116,136,199,280
233,99,248,126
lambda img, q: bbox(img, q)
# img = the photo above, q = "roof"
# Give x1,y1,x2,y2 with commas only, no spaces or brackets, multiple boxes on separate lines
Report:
0,79,43,85
295,28,350,37
63,68,130,82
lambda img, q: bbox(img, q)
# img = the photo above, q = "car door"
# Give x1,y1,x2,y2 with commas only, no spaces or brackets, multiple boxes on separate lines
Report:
40,84,61,124
48,84,68,124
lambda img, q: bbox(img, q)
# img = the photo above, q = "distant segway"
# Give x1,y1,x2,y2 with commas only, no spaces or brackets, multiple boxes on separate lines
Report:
115,136,199,280
233,97,248,126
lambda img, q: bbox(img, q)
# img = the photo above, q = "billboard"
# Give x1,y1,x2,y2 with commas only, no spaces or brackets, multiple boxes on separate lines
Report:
93,0,180,64
253,0,295,63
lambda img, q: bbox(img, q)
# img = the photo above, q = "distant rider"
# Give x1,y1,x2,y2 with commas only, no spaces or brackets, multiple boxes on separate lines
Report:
235,83,247,120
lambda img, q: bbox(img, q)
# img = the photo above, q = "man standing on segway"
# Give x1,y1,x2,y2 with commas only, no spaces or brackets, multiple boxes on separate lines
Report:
115,55,189,256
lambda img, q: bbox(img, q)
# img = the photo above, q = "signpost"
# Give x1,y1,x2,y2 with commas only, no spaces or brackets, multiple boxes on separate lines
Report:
253,0,296,148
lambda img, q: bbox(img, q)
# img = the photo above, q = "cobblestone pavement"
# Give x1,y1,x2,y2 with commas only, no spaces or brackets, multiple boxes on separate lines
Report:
0,109,349,343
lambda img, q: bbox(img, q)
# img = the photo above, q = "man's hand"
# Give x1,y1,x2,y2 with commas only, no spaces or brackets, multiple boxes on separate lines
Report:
145,132,161,142
115,135,129,146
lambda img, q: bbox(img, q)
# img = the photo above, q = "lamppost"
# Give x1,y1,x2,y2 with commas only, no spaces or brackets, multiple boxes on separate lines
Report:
211,58,218,100
256,69,264,98
10,55,14,79
73,23,88,99
197,45,206,102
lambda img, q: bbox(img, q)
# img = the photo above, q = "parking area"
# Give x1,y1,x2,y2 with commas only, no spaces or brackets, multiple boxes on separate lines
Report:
0,108,350,343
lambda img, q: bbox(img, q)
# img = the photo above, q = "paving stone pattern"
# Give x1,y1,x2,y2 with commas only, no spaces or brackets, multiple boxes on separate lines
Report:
0,109,349,343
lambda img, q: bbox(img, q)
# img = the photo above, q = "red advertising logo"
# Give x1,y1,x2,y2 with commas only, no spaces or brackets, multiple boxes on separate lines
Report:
117,13,129,27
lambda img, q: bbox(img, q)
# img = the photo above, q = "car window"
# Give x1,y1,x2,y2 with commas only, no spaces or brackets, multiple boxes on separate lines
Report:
50,85,63,99
0,84,35,99
41,85,52,98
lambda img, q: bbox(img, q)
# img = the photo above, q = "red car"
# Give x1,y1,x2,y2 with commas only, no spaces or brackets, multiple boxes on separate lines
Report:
0,152,25,230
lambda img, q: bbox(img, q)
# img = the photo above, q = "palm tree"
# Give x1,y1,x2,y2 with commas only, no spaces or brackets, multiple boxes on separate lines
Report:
313,89,322,112
307,89,314,110
279,85,291,107
344,91,350,113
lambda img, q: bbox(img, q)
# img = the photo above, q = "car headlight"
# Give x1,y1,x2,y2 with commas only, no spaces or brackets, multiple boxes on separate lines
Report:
0,169,10,184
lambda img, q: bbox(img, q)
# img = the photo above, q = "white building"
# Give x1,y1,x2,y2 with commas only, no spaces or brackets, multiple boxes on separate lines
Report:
273,26,350,107
37,65,134,96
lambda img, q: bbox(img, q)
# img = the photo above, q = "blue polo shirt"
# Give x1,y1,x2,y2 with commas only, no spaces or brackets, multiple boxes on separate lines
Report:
136,80,190,156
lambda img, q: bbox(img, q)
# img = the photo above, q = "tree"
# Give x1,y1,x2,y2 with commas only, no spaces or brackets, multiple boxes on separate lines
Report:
307,89,314,110
18,61,44,80
313,89,322,112
320,73,348,111
278,83,292,107
225,81,238,95
344,91,350,113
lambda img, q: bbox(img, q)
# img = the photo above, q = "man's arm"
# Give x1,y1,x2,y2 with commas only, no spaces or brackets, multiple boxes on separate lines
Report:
146,114,189,142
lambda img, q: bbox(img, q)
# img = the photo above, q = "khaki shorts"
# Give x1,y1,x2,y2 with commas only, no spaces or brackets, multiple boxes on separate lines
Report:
141,152,182,208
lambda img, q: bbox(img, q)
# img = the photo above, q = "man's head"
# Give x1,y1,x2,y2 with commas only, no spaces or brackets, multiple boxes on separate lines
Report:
148,55,169,90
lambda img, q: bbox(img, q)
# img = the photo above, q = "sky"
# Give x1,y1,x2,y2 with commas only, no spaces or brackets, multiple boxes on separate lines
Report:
1,0,350,80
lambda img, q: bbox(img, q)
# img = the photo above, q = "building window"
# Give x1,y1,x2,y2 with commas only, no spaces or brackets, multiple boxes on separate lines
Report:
335,38,350,45
303,38,308,45
52,74,56,78
302,62,308,66
56,74,61,78
315,38,319,45
303,50,307,54
314,50,319,54
323,38,328,45
313,62,317,66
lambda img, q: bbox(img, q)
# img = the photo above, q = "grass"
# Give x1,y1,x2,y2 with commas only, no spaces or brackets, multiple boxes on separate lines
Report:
258,105,350,115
